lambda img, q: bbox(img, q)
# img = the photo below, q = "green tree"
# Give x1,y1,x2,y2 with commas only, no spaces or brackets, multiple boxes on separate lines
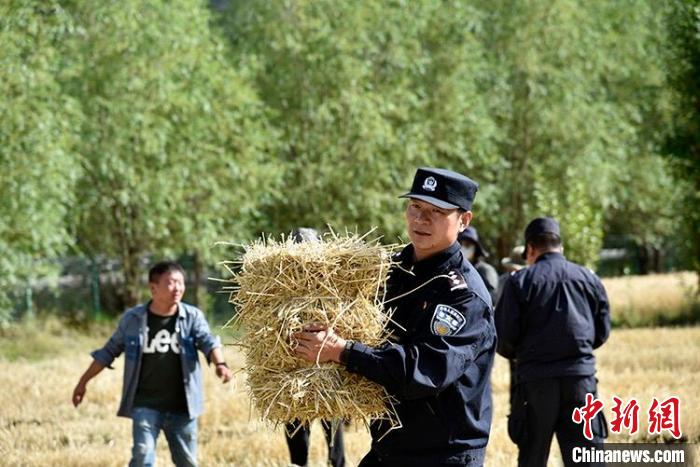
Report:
592,1,681,272
604,155,684,273
63,0,276,307
478,0,676,267
665,0,700,283
0,3,81,319
218,0,498,242
220,0,681,269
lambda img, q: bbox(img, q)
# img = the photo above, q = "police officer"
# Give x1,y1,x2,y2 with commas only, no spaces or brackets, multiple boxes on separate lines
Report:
294,167,496,467
495,218,611,467
494,245,526,411
458,226,499,303
495,245,526,306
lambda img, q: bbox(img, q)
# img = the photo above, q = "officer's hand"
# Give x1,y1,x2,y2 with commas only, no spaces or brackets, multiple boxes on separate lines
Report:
293,324,346,364
72,382,86,407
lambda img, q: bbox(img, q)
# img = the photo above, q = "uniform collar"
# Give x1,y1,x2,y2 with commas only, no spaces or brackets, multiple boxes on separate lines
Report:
401,241,462,277
535,251,566,263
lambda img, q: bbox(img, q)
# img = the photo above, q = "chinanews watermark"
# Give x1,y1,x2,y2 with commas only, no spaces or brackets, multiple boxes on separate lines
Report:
572,444,692,466
570,394,695,466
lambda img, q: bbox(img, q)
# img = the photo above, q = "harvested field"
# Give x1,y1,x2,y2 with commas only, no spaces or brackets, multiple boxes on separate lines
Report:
602,272,699,327
0,323,698,466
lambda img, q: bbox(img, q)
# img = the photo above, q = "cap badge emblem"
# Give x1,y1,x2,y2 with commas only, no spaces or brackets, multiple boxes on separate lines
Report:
422,176,437,192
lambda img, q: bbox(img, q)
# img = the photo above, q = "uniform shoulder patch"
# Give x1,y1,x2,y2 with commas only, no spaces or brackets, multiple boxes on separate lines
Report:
446,269,468,291
430,304,466,337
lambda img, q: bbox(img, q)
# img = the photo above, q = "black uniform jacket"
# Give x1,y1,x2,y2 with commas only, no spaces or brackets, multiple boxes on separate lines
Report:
495,252,611,383
346,242,496,464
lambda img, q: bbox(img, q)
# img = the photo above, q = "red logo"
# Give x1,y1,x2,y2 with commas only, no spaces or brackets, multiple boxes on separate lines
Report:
572,393,604,440
648,397,681,439
573,395,682,440
610,396,640,435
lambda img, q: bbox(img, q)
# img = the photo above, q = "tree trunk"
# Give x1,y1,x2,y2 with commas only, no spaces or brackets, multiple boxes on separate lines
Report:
652,246,661,273
638,243,650,275
121,245,142,307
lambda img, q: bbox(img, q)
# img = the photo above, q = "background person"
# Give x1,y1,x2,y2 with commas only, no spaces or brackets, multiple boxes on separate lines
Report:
495,245,526,306
495,244,527,410
495,218,611,467
72,261,232,467
458,226,498,303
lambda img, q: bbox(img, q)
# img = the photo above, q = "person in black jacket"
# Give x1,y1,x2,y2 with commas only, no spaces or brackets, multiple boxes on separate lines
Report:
294,167,496,467
458,226,499,303
495,217,611,467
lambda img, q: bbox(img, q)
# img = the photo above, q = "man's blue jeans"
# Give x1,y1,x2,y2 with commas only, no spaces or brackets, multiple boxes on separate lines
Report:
130,407,198,467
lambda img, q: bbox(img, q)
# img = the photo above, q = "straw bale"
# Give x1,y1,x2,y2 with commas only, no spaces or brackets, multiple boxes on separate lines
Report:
222,231,398,428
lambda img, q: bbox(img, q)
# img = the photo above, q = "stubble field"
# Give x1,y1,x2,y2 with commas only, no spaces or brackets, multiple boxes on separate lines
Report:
0,322,698,466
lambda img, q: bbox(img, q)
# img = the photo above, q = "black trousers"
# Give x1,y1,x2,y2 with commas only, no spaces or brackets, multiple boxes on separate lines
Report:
511,375,607,467
358,447,485,467
285,419,345,467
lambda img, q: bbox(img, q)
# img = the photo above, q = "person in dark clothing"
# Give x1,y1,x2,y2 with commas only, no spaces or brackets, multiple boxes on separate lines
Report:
285,419,345,467
494,245,527,410
495,245,526,306
293,168,496,467
284,228,346,467
495,217,611,467
458,226,499,303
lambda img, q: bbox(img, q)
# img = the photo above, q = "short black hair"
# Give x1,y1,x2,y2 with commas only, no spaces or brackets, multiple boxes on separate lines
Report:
148,261,185,283
527,233,562,252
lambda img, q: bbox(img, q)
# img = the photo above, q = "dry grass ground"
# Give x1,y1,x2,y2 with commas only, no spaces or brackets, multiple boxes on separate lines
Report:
602,272,699,327
1,323,698,466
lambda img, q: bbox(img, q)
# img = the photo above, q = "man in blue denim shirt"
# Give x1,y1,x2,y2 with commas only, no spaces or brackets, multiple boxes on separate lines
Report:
72,261,232,467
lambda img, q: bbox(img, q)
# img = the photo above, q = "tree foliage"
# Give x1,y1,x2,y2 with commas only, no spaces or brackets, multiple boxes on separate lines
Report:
219,0,498,242
219,0,684,267
0,0,697,316
665,0,700,280
0,3,81,318
477,0,678,266
63,0,276,306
